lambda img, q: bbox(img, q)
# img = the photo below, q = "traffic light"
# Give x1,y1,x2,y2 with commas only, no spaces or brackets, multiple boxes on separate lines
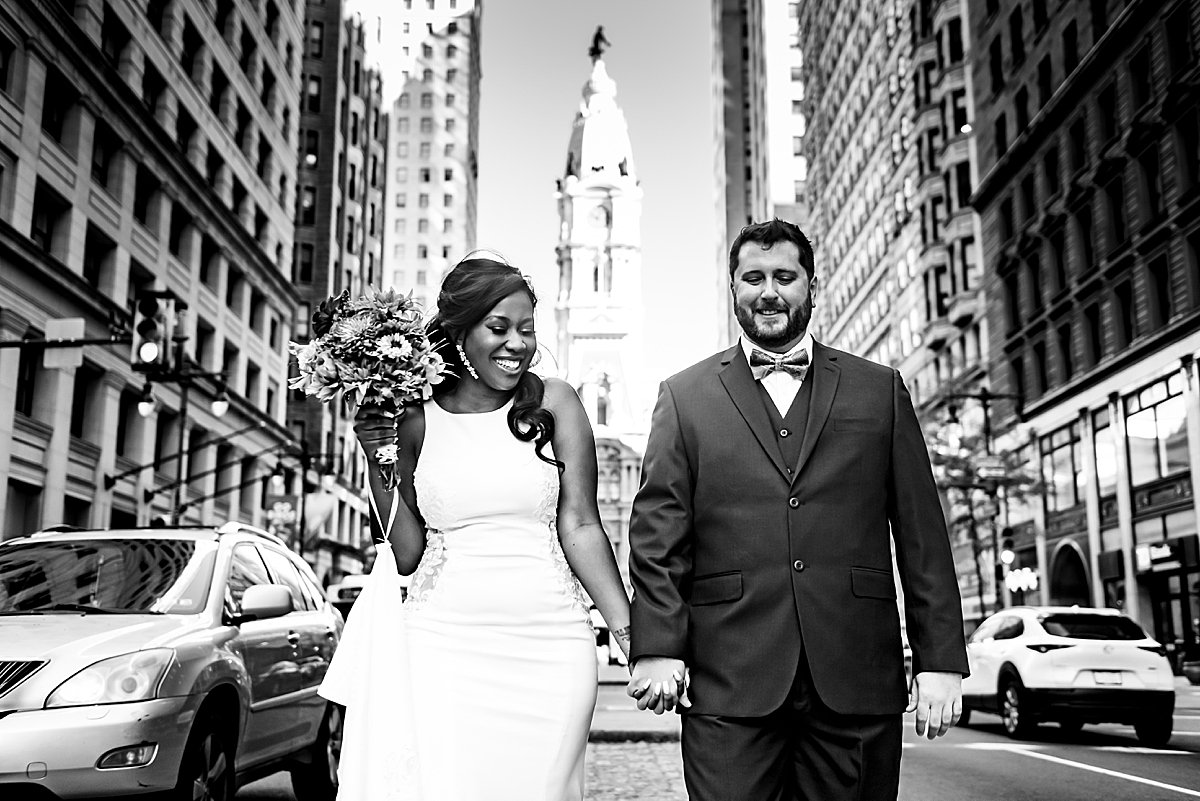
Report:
131,290,176,372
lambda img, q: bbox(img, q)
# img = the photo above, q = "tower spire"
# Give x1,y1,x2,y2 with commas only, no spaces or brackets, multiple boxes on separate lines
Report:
588,25,611,61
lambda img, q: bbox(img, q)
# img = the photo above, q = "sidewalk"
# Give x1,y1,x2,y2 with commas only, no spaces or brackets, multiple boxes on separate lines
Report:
1176,675,1200,710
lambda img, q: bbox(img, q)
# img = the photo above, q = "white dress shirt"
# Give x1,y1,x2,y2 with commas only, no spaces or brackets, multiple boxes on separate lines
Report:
740,332,813,417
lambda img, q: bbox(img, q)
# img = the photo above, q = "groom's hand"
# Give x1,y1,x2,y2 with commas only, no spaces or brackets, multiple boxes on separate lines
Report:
907,671,962,739
628,657,690,715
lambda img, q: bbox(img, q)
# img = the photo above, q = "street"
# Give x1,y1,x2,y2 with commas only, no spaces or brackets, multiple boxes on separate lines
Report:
237,683,1200,800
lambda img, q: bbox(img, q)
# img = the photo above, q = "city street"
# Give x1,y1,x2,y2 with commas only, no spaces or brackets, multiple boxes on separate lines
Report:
237,682,1200,800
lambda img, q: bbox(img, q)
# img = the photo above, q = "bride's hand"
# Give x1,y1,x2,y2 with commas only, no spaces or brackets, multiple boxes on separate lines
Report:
354,405,403,460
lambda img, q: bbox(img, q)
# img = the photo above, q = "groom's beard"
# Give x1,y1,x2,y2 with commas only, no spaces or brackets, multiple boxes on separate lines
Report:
734,289,813,349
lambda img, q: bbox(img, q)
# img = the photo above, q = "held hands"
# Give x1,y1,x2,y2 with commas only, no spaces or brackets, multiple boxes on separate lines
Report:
907,671,962,739
353,405,403,462
627,657,691,715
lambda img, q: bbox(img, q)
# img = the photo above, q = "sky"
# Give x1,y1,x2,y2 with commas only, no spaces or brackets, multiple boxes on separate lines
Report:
474,0,720,386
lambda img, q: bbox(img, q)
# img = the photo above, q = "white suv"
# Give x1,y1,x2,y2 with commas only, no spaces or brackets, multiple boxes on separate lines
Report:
961,606,1175,746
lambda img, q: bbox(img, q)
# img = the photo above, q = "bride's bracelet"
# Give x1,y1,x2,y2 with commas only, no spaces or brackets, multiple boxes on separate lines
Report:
611,626,631,643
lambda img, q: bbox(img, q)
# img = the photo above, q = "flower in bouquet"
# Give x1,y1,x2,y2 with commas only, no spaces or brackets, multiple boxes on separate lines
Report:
288,288,449,488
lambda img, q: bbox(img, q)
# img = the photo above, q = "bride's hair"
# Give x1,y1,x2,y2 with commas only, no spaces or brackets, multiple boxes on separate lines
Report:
426,257,562,470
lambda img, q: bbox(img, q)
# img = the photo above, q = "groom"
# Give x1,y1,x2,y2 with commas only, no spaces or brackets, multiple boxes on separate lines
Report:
627,219,968,800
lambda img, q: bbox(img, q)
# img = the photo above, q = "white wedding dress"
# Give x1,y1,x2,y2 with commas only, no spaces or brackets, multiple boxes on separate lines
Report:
320,397,598,800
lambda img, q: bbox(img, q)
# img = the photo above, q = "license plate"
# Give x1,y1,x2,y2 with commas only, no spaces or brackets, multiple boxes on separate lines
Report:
1094,671,1123,685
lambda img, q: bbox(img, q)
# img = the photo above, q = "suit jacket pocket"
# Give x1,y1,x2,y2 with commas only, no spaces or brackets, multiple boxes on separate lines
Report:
850,566,897,600
833,418,885,432
690,571,743,606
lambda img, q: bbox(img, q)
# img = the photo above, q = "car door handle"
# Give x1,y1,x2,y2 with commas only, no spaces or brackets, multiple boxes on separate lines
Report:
287,631,301,644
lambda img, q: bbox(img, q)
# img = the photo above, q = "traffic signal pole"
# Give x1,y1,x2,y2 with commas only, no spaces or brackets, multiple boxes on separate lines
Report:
171,334,190,525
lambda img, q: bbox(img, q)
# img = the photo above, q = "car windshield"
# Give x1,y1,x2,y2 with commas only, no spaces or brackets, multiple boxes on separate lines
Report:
0,538,217,615
1040,613,1147,640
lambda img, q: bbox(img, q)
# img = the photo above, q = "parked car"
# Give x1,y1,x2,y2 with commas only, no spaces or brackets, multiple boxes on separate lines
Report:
326,573,369,620
0,522,344,800
960,606,1175,746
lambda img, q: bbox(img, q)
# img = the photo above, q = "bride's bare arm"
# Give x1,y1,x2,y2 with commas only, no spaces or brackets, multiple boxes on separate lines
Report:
355,405,427,574
544,378,632,658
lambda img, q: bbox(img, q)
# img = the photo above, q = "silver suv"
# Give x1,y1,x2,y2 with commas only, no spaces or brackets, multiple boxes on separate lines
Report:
0,523,344,800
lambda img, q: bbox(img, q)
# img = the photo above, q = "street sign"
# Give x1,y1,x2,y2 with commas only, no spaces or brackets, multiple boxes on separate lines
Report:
42,318,86,369
975,454,1007,479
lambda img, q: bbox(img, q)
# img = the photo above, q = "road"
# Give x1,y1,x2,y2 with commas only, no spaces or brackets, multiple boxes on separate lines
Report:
238,692,1200,799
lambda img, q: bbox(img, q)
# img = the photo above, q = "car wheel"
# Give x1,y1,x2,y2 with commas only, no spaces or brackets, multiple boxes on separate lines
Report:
1133,713,1173,748
958,707,971,727
1000,676,1036,739
291,703,343,801
174,714,234,801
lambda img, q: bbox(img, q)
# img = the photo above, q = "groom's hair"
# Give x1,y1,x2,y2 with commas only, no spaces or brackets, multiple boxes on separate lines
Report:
729,219,816,280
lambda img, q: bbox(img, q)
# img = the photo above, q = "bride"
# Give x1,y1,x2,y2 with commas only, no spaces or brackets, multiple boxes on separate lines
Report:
320,256,632,800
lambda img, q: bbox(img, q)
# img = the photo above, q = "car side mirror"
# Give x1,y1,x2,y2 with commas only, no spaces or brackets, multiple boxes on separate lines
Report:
234,584,294,624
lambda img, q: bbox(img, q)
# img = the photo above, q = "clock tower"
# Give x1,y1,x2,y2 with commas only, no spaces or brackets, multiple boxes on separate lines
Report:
555,38,645,434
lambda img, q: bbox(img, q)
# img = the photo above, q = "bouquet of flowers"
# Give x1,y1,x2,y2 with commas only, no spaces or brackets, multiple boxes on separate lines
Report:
288,288,449,488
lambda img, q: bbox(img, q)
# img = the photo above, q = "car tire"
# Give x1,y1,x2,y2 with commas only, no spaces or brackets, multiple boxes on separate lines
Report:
291,703,343,801
1133,713,1173,748
1000,676,1036,740
1059,719,1083,735
958,707,971,727
174,713,234,801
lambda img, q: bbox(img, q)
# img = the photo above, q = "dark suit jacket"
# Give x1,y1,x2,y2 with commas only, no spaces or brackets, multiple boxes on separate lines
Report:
628,341,968,717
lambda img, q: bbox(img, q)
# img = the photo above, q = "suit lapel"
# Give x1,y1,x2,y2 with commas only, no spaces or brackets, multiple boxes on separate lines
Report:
718,345,790,480
792,341,840,485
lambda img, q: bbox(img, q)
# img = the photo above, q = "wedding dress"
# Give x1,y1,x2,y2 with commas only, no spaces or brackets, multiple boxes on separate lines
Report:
320,397,597,800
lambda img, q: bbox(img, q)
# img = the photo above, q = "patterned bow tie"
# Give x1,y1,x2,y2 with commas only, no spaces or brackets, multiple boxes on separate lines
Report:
749,348,810,381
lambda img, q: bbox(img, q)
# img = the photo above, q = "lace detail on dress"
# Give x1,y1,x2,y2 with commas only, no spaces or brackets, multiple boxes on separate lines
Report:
405,529,446,611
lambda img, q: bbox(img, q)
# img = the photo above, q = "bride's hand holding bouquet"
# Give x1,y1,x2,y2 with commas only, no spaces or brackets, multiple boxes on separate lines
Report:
288,288,449,489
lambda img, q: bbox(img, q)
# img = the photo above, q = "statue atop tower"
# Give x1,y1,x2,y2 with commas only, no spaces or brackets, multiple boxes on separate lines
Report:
588,26,611,61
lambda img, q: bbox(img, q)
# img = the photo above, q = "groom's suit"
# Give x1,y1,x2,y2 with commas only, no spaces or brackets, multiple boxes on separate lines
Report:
629,340,968,796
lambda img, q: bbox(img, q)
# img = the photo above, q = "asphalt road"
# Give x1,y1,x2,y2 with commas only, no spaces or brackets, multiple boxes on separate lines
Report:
237,700,1200,799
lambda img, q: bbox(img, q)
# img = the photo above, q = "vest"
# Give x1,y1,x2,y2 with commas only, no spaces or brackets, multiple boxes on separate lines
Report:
755,374,813,476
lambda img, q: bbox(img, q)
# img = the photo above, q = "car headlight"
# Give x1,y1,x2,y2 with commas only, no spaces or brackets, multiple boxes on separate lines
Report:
45,649,175,709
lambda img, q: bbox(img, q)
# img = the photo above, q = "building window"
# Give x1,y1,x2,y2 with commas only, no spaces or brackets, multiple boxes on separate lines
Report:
1069,115,1087,172
1145,253,1172,330
308,21,323,57
296,243,314,282
31,182,68,257
1040,422,1082,512
1125,374,1188,486
1091,0,1109,37
91,121,118,191
419,167,431,182
300,186,316,225
1063,21,1079,73
396,193,407,208
306,76,321,112
443,193,454,207
303,130,319,168
1097,82,1118,142
445,143,456,157
1032,0,1048,30
420,92,433,109
1009,8,1025,65
946,18,964,64
443,167,453,181
1139,145,1164,221
1084,301,1102,367
399,93,410,109
1015,86,1030,131
42,66,78,145
101,4,131,69
447,68,458,83
1105,177,1127,247
1165,4,1196,76
99,150,141,224
445,118,456,132
446,93,456,107
1037,56,1052,108
1043,146,1060,196
418,193,429,208
420,117,433,133
1113,279,1135,347
1129,43,1154,111
419,142,431,158
417,245,428,259
989,37,1004,94
1076,205,1095,269
995,112,1008,157
83,224,115,289
417,218,429,233
397,118,410,134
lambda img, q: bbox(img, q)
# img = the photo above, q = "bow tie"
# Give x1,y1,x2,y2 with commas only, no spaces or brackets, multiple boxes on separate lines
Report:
749,348,810,381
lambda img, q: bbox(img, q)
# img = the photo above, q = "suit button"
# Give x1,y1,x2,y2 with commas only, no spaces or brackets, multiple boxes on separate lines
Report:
780,428,790,437
788,497,800,508
793,560,805,572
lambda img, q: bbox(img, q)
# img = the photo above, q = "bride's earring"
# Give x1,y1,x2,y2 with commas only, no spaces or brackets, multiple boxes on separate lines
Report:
455,342,480,380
